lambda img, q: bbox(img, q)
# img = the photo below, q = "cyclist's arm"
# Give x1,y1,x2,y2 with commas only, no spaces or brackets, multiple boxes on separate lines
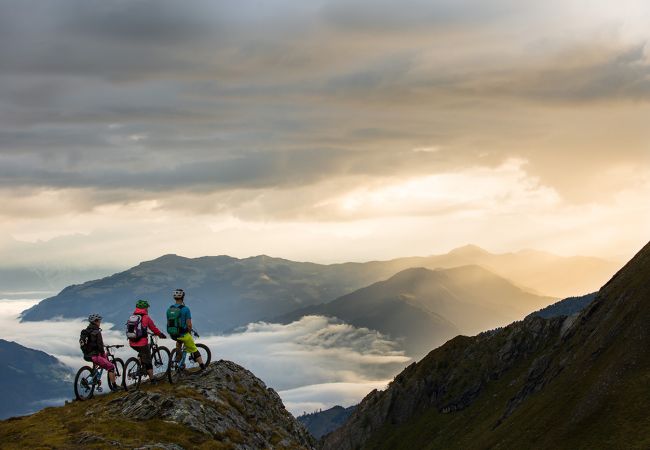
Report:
186,318,193,333
145,315,163,337
95,330,105,354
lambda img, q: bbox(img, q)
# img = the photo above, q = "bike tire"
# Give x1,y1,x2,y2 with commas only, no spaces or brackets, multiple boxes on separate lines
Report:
151,346,171,381
182,343,211,372
74,366,96,401
167,348,182,384
124,357,142,390
110,358,125,390
196,343,211,367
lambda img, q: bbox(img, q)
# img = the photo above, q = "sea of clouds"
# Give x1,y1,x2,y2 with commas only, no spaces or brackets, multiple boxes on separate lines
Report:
0,299,411,415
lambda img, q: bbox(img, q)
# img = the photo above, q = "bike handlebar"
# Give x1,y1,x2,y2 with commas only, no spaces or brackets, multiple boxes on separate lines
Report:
149,331,168,338
105,344,124,349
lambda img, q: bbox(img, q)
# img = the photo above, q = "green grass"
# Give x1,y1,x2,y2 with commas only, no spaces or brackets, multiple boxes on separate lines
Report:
0,382,233,449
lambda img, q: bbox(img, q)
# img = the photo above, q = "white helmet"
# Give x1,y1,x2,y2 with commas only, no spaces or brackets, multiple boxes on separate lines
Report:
173,288,185,300
88,313,102,322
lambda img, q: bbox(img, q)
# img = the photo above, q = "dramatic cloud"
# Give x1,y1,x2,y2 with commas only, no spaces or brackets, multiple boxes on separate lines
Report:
0,1,648,265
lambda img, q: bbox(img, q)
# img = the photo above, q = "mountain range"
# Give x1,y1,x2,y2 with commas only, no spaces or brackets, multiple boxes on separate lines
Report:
321,241,650,449
0,339,72,419
298,405,356,439
20,246,611,336
0,266,117,297
277,265,555,357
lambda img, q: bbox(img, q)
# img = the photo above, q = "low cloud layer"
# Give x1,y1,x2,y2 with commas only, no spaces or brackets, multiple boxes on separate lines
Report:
0,300,410,414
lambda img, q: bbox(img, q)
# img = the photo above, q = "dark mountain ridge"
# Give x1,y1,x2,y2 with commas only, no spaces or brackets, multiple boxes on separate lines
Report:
278,265,555,356
322,241,650,449
527,292,596,320
0,339,72,419
298,405,356,439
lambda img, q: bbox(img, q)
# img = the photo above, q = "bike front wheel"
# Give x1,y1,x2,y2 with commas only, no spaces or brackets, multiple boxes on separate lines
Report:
151,346,171,381
124,357,142,390
74,366,96,401
110,358,125,390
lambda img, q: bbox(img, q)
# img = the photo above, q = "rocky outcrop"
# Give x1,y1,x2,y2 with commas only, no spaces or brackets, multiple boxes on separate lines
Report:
322,241,650,450
96,360,315,450
321,315,565,450
0,359,315,449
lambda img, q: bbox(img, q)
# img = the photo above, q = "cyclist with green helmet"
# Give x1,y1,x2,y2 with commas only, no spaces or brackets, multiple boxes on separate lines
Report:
126,299,166,383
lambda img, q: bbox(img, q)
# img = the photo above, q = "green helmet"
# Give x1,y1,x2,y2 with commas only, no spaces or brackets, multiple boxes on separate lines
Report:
136,299,150,309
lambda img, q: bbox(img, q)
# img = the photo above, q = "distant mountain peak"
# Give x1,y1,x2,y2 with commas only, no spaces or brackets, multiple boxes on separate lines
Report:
447,244,491,257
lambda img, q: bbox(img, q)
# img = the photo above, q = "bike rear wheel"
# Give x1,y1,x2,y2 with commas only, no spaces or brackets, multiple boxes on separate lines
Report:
151,346,171,381
167,348,183,384
124,357,142,390
74,366,96,401
110,358,125,390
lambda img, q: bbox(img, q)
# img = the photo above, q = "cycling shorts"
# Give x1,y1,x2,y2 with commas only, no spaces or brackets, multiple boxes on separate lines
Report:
91,354,115,372
175,332,198,354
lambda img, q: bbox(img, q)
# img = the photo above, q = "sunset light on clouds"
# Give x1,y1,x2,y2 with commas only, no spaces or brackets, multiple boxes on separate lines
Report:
0,0,648,268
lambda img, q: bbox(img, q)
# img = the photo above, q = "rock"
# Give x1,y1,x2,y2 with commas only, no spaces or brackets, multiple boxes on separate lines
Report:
134,444,185,450
106,360,315,450
75,431,122,447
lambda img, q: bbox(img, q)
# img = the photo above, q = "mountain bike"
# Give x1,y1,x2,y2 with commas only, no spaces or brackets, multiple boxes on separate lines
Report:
168,329,211,383
73,344,125,401
124,331,171,390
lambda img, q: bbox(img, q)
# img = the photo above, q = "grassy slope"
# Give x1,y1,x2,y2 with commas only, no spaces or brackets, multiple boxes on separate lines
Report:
360,242,650,450
0,382,231,450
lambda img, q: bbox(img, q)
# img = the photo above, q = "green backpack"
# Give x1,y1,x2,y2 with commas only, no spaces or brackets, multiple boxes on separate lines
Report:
166,304,185,338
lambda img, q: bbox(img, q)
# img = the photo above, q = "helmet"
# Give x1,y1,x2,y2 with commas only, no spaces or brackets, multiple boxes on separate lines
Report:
88,313,102,322
136,299,150,309
173,289,185,300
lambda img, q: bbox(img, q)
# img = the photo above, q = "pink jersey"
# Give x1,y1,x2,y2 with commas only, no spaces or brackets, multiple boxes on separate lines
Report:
128,307,162,347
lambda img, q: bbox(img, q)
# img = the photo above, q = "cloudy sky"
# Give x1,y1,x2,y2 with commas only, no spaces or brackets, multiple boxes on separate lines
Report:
1,0,649,268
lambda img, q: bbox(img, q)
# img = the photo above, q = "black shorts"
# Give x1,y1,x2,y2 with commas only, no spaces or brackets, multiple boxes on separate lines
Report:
132,345,152,367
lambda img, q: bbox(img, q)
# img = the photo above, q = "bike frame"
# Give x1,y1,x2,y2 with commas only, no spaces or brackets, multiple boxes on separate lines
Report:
82,345,120,390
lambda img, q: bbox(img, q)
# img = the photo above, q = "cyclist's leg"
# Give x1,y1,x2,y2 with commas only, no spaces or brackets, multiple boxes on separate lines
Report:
178,333,204,369
175,337,183,362
92,354,117,386
137,346,154,380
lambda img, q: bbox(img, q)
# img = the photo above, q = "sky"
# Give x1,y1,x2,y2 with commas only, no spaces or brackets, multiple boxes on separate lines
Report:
1,0,649,268
0,299,409,415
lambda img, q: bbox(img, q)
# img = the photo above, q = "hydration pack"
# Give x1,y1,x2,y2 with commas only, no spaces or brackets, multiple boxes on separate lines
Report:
166,305,185,338
79,328,92,356
126,314,147,340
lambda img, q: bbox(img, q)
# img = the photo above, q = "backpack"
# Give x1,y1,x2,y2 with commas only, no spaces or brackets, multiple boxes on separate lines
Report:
166,305,185,338
126,314,147,340
79,328,93,358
